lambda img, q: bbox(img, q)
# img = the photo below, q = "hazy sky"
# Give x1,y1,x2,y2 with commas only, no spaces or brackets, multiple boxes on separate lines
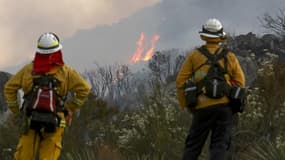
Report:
1,0,284,73
0,0,160,72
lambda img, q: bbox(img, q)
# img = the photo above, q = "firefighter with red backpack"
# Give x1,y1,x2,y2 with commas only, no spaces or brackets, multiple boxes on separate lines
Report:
4,32,91,160
176,18,246,160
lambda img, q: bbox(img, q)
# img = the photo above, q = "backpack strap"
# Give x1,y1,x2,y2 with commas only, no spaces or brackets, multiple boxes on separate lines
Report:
198,46,219,64
197,46,228,74
188,47,213,80
33,74,58,88
190,46,229,93
216,48,228,73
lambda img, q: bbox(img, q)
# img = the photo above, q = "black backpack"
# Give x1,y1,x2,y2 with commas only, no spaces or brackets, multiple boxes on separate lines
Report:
184,46,229,108
196,46,230,99
184,46,246,113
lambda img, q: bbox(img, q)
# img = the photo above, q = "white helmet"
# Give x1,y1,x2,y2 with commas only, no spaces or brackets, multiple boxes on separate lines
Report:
36,32,62,54
199,18,226,38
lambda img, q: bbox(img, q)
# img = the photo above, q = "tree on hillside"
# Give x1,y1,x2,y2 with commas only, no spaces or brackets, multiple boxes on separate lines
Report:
259,8,285,38
148,49,185,84
84,63,135,107
84,49,186,109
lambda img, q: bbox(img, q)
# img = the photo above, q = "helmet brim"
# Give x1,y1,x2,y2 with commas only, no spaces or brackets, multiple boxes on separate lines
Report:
199,32,226,38
36,44,62,54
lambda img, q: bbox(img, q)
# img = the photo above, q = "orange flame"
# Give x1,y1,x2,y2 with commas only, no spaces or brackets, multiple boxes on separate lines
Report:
143,34,160,61
130,32,145,64
129,32,160,64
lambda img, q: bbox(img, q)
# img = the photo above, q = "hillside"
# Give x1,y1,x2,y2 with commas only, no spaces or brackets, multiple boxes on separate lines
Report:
0,72,11,113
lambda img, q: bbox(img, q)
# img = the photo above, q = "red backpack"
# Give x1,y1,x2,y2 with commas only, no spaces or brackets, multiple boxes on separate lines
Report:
21,74,66,132
28,75,62,113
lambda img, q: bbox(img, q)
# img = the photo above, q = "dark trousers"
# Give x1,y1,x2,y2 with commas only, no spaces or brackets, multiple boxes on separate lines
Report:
182,104,233,160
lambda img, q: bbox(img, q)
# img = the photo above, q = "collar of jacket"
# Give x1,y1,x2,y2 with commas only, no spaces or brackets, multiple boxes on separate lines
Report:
204,43,220,49
32,65,63,76
48,65,63,74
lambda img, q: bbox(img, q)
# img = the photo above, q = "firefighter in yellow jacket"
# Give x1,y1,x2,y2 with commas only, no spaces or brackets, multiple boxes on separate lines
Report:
176,19,245,160
4,32,91,160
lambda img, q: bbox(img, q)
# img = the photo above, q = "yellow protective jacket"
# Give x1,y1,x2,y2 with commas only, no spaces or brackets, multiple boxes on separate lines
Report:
4,63,91,113
176,43,245,109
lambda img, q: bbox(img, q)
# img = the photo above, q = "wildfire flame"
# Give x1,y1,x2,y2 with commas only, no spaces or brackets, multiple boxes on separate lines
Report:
130,32,160,64
143,34,160,61
130,32,145,64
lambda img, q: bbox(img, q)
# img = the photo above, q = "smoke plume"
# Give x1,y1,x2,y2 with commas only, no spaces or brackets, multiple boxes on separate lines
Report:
0,0,160,69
